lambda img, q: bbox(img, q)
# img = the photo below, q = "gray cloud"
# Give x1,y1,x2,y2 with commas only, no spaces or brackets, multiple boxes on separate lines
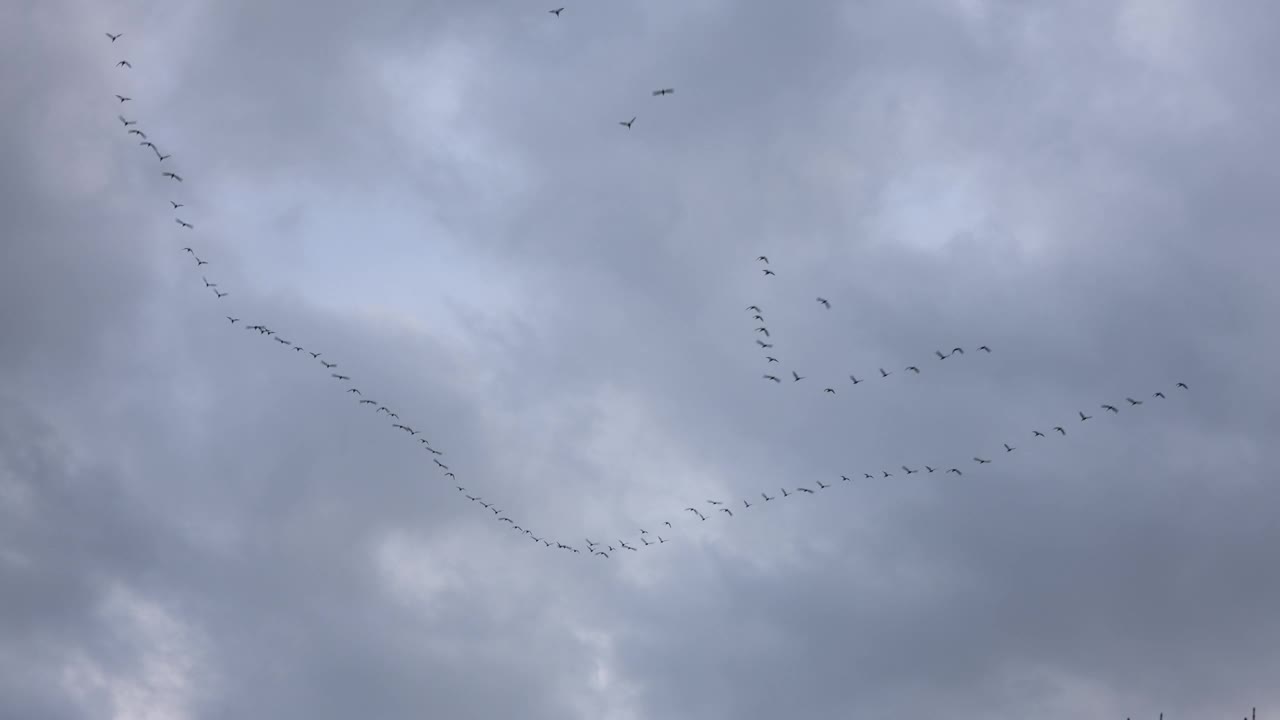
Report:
3,0,1279,718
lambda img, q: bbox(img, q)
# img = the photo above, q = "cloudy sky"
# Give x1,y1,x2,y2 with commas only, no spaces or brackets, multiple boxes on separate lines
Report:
4,0,1280,717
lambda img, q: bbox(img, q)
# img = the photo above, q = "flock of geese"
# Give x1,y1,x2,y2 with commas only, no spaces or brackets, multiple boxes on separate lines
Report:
101,27,1189,561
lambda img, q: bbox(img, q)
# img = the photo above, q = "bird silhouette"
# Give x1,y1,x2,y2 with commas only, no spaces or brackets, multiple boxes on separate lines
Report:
332,374,350,380
170,200,184,209
1126,397,1143,406
1102,404,1119,413
935,350,948,360
762,269,775,276
1054,426,1066,435
849,375,862,384
974,457,991,464
978,346,991,352
106,32,122,41
1153,392,1166,398
815,480,830,489
652,88,675,96
115,94,132,103
824,387,835,394
1033,430,1045,437
176,218,193,229
792,371,805,382
763,375,781,383
1079,411,1092,421
162,171,183,182
757,256,768,264
127,129,146,138
902,466,918,474
118,115,137,126
765,356,778,363
746,305,762,312
720,508,733,517
756,340,773,348
905,366,920,374
1176,382,1188,389
755,327,770,337
226,316,239,324
1004,443,1015,452
549,7,563,15
619,117,635,128
761,492,774,501
817,297,830,309
879,368,891,378
213,289,228,298
116,60,132,68
947,468,963,475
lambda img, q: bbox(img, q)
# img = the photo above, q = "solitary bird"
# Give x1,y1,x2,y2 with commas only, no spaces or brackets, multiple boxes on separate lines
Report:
1054,426,1066,435
746,305,761,312
948,468,964,476
1102,404,1119,413
106,32,122,41
762,269,775,276
935,350,948,360
757,340,773,348
226,316,240,324
652,88,674,96
213,289,228,298
176,218,193,229
321,361,337,368
549,7,563,15
1153,392,1166,399
974,457,991,464
1033,430,1045,437
951,347,965,356
332,374,350,380
1126,397,1143,406
116,60,132,68
115,95,131,103
763,374,780,383
346,388,361,395
755,327,770,337
792,371,805,382
905,366,920,374
879,368,891,378
765,357,778,363
902,466,918,474
1004,443,1015,452
978,346,991,352
127,129,146,138
1176,382,1188,389
761,492,774,501
619,117,635,128
817,297,830,309
118,115,137,126
824,387,835,394
162,171,183,182
849,375,862,385
1079,411,1092,421
720,508,733,517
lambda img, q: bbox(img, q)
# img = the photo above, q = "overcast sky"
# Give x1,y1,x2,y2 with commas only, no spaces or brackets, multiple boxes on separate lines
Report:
4,0,1280,718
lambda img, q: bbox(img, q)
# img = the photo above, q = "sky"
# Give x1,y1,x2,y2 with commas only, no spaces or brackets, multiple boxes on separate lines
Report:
3,0,1279,718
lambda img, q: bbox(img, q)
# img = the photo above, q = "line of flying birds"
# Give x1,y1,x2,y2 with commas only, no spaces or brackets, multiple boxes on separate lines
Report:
100,29,1191,561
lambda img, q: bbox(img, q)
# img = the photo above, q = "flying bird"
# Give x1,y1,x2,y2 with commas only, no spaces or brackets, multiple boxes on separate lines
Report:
1079,411,1092,421
757,256,769,263
321,361,337,368
652,88,674,96
1176,382,1188,389
706,500,723,506
755,327,770,336
1153,392,1166,399
746,305,761,312
849,375,862,384
346,388,361,395
762,269,775,276
176,218,193,229
815,480,830,489
902,466,918,474
202,276,216,287
905,366,920,374
170,200,184,209
1004,443,1015,452
951,347,965,356
1054,426,1066,435
974,457,991,464
157,153,171,162
127,129,146,137
332,374,350,380
1126,397,1143,406
1102,404,1119,413
118,115,136,126
792,371,805,382
549,7,563,15
947,468,963,475
226,316,239,324
193,255,208,266
978,346,991,352
761,492,774,501
824,387,835,394
935,350,948,360
106,32,122,41
817,297,830,309
116,60,132,68
756,340,773,348
162,171,183,182
1033,430,1045,437
140,141,156,149
879,368,891,378
763,375,780,383
720,508,733,517
359,399,376,405
797,487,815,494
619,117,635,128
765,357,778,363
213,289,227,298
115,95,131,103
924,466,936,473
